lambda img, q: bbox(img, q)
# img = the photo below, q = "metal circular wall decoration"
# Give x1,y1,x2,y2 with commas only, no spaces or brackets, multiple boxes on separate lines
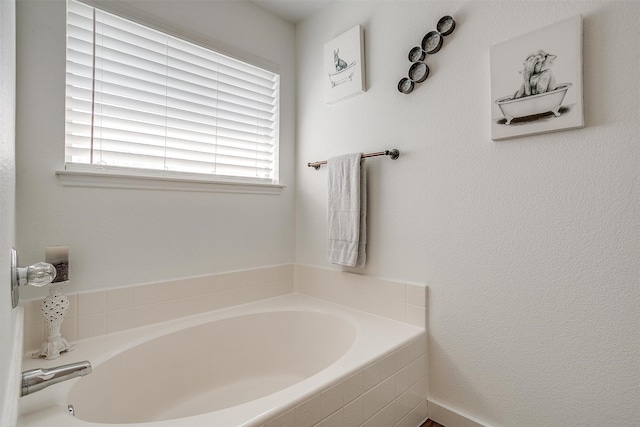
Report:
398,77,414,94
421,31,443,54
437,15,456,36
408,46,425,63
409,62,429,83
398,15,456,94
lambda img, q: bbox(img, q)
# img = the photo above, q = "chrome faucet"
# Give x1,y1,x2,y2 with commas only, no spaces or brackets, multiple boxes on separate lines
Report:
21,360,92,397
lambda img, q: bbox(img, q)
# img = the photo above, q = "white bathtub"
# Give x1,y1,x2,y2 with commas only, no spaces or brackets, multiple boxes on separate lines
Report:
19,293,427,426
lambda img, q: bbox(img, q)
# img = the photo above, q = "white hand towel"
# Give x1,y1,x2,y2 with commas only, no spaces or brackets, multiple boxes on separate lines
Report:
327,153,367,267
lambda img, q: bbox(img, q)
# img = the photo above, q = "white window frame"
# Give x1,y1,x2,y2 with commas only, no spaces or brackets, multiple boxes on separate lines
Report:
58,0,284,194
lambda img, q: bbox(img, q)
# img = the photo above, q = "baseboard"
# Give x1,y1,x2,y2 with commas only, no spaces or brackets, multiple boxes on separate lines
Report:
427,398,492,427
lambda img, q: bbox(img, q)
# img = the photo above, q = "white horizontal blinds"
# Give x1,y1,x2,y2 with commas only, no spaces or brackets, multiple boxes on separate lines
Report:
65,0,279,182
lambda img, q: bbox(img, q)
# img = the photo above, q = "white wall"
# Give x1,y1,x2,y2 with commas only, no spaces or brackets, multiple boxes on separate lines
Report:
296,1,639,426
15,0,296,298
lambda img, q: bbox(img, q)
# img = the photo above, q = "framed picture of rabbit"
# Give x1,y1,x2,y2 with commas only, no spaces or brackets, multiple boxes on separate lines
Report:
324,25,366,104
490,15,584,140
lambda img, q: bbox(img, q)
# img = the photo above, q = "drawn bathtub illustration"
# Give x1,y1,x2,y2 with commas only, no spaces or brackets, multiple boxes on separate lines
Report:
495,83,572,125
328,61,356,87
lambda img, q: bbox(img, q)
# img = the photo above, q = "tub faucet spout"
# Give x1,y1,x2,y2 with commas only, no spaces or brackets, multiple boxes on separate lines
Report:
21,360,92,397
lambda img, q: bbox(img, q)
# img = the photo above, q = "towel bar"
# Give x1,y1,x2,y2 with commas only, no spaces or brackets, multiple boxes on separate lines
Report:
308,149,400,170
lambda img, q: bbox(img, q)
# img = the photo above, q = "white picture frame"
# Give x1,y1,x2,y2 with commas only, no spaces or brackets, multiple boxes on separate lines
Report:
490,15,584,140
324,25,366,104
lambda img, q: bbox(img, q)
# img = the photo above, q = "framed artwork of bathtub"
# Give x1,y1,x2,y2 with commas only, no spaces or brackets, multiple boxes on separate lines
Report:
490,15,584,141
324,25,366,104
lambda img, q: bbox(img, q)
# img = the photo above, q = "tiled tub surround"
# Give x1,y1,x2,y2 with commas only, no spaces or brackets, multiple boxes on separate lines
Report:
23,264,294,352
296,265,427,329
19,294,427,427
23,264,428,350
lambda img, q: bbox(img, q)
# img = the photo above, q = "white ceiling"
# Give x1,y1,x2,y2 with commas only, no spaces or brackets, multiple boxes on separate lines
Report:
250,0,332,24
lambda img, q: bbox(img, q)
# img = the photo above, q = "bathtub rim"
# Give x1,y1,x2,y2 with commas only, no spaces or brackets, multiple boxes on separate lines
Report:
19,292,425,427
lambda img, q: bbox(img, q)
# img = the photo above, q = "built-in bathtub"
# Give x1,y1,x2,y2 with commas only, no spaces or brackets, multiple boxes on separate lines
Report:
19,293,428,426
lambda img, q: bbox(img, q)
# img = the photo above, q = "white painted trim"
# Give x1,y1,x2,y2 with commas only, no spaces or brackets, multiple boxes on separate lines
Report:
427,398,493,427
56,170,285,194
1,305,23,427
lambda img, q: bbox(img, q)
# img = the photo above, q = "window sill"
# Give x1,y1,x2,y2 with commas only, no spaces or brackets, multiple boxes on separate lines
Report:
56,170,285,194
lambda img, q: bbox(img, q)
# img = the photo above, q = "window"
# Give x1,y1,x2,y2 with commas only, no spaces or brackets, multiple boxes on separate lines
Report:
64,0,280,188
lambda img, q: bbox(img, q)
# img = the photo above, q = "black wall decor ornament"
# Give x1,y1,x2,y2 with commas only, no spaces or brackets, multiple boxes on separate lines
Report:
398,15,456,94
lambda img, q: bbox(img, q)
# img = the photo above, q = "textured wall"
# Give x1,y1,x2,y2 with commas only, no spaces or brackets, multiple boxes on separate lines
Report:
296,1,640,425
15,0,297,298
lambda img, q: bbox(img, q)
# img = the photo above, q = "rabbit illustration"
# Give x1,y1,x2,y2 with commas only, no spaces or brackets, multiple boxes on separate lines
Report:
512,50,557,99
334,49,348,72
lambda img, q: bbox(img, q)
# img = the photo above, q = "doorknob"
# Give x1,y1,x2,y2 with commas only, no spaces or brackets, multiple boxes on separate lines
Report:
10,248,57,308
